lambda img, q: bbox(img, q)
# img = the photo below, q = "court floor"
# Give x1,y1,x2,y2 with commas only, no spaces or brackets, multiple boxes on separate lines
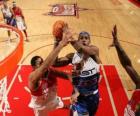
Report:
0,0,140,115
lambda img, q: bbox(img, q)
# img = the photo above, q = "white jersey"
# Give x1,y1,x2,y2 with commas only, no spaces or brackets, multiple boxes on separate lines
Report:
72,52,100,77
1,7,12,18
72,52,100,95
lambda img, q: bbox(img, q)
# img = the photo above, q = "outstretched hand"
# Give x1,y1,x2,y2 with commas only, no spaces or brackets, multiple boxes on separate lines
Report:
59,28,73,46
112,25,117,39
108,25,119,49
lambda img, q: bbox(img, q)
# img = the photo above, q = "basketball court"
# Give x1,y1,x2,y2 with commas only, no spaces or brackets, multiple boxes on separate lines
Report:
0,0,140,115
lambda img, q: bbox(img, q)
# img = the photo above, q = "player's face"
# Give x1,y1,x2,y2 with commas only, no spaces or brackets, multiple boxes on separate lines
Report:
78,35,90,46
35,58,43,69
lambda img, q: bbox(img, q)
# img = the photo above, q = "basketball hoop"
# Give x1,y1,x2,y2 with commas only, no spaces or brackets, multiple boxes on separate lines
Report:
0,77,11,115
0,24,23,80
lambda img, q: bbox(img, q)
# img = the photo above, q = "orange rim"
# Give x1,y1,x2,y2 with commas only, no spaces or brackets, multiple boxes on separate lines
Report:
0,24,23,79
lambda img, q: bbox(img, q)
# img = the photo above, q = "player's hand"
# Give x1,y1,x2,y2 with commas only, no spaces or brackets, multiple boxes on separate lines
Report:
63,23,69,33
70,92,79,104
60,28,74,46
112,25,117,40
108,25,119,49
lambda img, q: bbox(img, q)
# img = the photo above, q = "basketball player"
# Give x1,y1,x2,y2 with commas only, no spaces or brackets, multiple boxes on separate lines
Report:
109,25,140,115
54,30,102,116
28,29,73,116
1,0,16,42
12,1,29,42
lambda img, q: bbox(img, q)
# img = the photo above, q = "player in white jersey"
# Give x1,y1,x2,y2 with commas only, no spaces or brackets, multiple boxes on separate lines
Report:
1,1,16,42
54,30,102,116
109,25,140,116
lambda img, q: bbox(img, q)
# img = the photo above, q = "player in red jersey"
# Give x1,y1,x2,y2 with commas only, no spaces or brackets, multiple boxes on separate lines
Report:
28,29,73,116
109,25,140,116
12,1,29,42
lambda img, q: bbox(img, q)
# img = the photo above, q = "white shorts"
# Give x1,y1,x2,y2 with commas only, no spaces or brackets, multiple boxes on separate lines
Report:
28,95,58,110
16,16,26,30
28,86,63,116
29,96,63,116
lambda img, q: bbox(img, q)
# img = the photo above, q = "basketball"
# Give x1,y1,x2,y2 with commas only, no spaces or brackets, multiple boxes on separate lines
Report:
52,20,66,41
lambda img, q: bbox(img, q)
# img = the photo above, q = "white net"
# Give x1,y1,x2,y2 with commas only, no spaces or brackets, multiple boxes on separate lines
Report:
0,24,23,115
0,77,11,114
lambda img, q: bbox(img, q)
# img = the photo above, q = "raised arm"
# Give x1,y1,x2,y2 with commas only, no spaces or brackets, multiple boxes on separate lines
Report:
71,39,102,64
29,31,72,87
53,26,74,67
110,25,140,88
71,40,98,55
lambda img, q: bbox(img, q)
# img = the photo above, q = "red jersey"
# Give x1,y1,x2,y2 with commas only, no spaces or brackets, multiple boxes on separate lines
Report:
124,89,140,115
30,70,57,96
12,7,23,17
30,78,48,96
